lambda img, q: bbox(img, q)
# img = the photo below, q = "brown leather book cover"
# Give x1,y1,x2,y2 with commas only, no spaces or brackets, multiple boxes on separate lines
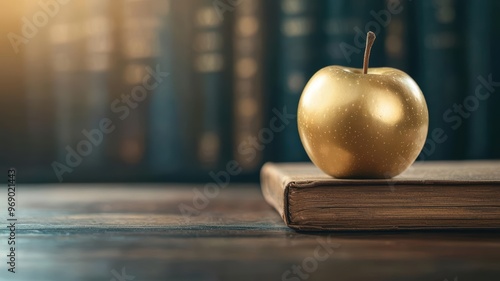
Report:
260,161,500,231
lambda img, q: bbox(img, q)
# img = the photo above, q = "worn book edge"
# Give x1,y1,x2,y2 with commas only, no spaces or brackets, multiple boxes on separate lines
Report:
260,161,500,231
261,162,290,226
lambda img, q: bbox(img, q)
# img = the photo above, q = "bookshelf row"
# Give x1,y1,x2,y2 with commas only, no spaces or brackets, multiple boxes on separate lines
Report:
8,0,500,182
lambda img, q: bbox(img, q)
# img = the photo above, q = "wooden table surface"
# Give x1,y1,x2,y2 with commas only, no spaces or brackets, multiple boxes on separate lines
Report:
1,184,500,281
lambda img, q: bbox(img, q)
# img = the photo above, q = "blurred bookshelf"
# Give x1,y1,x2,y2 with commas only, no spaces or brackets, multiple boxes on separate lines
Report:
2,0,500,183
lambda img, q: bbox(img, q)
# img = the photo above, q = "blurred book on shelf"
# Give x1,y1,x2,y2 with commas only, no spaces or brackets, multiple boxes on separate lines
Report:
415,0,467,160
271,0,322,162
2,0,500,183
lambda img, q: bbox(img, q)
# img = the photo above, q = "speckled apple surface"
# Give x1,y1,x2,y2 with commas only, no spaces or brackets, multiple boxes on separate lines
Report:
298,66,429,178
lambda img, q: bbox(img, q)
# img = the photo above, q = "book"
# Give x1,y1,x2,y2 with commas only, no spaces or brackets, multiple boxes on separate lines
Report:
2,2,31,176
415,0,467,160
192,0,232,171
464,0,490,159
148,0,184,176
168,0,200,178
115,0,159,175
260,161,500,231
273,0,322,162
384,0,416,75
81,0,112,170
488,0,500,159
49,0,85,180
232,0,266,174
24,1,55,178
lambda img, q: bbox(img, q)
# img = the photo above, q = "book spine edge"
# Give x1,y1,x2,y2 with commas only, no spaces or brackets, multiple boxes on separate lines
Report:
260,162,290,225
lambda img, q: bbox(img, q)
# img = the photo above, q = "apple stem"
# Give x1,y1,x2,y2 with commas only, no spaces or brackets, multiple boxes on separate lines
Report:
363,31,376,74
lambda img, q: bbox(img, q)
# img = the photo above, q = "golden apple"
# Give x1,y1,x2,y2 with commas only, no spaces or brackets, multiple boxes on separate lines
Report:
297,32,428,178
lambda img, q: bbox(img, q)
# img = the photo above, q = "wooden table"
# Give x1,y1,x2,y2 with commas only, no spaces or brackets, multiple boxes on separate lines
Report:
2,184,500,280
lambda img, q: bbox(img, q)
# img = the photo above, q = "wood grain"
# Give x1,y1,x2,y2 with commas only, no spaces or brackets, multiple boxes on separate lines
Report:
1,184,500,280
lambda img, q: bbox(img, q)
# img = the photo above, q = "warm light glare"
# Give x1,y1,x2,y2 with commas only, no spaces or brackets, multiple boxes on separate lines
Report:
370,93,403,125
